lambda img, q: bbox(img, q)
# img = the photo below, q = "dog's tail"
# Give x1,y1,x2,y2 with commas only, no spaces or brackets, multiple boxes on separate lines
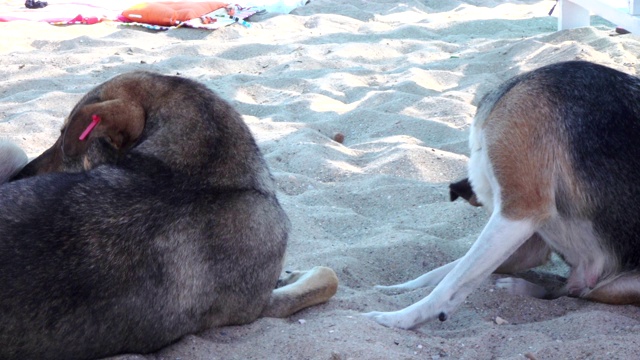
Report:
261,266,339,318
0,140,28,184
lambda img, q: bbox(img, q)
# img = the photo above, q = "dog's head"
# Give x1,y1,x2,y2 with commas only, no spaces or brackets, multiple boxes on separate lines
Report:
13,96,145,180
449,178,482,207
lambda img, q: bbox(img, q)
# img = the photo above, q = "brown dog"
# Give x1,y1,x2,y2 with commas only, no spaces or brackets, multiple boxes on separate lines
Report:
0,71,338,359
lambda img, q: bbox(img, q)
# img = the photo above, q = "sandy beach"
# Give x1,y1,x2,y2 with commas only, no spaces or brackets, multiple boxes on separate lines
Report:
2,0,640,359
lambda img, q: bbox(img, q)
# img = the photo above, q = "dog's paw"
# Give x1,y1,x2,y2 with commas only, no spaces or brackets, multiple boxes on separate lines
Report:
362,311,404,328
362,310,420,330
276,270,305,288
496,277,547,298
276,266,338,290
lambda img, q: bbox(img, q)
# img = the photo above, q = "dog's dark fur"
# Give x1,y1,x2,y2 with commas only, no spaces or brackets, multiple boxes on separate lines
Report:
0,72,337,359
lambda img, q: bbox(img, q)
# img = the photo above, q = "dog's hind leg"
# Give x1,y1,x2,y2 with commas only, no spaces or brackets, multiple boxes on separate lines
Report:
364,211,536,329
583,273,640,305
0,140,28,183
261,266,339,318
498,272,640,305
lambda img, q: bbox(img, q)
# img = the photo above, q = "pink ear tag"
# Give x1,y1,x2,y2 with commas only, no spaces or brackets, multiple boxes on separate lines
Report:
79,114,101,141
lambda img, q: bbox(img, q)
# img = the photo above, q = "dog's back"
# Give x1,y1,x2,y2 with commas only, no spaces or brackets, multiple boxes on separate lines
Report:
0,72,290,359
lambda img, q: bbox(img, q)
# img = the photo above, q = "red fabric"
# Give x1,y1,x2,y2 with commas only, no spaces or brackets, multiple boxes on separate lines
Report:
122,2,228,26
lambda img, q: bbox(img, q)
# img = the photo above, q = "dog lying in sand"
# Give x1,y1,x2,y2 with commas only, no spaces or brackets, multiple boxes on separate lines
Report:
365,60,640,329
0,71,338,359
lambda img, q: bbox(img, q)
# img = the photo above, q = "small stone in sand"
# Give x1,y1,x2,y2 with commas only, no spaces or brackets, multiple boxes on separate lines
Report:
495,316,509,325
333,133,345,143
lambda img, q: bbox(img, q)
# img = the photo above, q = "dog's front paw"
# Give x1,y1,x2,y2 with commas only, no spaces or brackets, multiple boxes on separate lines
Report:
362,310,419,330
496,277,547,298
276,270,304,288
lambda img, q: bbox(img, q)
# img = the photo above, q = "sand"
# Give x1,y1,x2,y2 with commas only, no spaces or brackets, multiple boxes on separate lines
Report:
2,0,640,359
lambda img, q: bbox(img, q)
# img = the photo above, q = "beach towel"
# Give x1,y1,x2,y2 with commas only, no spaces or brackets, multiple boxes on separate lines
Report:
121,2,228,26
119,4,258,30
0,1,259,29
0,0,300,28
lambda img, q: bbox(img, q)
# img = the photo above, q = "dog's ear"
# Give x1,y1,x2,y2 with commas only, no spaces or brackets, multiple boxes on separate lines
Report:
62,99,145,157
449,178,482,207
